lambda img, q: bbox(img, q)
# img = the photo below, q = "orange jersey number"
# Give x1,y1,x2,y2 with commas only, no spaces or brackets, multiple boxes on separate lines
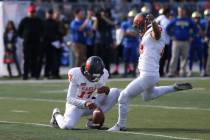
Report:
78,91,93,98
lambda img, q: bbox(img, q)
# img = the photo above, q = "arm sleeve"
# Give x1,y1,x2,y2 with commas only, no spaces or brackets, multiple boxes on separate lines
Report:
66,82,86,109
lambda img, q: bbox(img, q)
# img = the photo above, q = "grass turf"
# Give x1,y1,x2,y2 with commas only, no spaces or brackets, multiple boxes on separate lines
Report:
0,79,209,140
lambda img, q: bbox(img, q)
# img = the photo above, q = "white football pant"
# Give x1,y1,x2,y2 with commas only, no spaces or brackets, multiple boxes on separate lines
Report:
55,88,120,129
117,75,175,127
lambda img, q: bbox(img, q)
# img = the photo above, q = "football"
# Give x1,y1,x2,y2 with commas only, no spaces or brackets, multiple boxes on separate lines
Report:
91,108,105,129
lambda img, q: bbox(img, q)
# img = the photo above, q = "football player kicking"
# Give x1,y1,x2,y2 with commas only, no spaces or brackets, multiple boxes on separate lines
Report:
108,13,193,131
50,56,120,129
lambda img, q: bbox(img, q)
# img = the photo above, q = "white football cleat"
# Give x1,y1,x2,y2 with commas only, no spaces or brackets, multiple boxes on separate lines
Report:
108,124,126,132
50,108,61,128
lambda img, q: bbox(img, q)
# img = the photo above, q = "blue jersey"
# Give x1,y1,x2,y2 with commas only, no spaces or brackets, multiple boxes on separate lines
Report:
191,21,204,47
200,19,210,38
121,20,139,48
86,19,95,46
70,19,87,44
166,17,196,41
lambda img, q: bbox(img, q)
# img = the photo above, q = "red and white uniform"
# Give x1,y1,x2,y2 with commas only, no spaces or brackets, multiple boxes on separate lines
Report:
138,26,166,77
55,67,120,129
67,67,109,108
116,26,175,128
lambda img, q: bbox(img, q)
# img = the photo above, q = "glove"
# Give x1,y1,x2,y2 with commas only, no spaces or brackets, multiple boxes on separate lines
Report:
146,13,154,23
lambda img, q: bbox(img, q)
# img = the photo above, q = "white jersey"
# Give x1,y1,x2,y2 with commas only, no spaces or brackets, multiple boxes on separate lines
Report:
138,26,166,77
155,15,170,45
66,67,109,108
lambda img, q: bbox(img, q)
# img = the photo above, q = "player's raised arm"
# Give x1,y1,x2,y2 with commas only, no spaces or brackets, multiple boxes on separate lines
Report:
147,14,161,40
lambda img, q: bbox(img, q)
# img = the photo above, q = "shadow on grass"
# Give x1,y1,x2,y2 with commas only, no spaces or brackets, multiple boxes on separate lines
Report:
128,128,210,134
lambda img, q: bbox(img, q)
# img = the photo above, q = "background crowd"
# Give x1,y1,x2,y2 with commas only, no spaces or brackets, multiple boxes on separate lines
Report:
2,0,210,79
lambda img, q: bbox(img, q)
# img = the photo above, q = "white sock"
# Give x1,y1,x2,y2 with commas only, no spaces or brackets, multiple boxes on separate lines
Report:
143,85,175,101
117,103,128,128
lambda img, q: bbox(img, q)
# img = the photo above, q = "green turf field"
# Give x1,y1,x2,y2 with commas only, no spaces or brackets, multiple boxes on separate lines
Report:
0,79,209,140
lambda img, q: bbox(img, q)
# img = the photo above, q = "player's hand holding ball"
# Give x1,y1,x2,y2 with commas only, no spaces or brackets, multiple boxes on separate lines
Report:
85,101,97,109
86,107,105,129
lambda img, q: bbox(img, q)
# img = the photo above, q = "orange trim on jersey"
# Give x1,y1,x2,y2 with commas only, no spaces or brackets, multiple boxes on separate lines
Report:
139,44,144,54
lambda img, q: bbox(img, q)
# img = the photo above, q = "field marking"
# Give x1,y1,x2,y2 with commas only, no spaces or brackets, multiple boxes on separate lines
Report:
0,120,201,140
0,77,210,84
0,96,210,111
0,120,50,127
11,110,29,113
115,131,201,140
39,89,67,94
0,97,65,103
130,104,210,111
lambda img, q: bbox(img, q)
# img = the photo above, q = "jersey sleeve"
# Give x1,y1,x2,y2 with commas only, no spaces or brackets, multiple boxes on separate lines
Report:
66,69,86,108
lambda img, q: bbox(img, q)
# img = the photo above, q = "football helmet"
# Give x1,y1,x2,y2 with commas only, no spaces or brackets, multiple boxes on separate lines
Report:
133,12,148,36
83,56,104,82
204,9,210,16
192,11,201,18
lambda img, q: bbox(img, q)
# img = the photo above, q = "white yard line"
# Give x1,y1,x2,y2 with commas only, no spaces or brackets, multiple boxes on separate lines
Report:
0,120,50,127
0,120,201,140
130,104,210,111
0,96,210,111
0,97,65,103
0,77,210,84
39,89,67,94
115,131,202,140
10,110,29,113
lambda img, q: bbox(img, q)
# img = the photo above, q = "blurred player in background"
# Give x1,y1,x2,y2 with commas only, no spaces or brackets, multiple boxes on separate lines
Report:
70,8,88,67
188,11,204,77
155,8,171,77
167,6,196,77
121,9,139,77
108,13,192,131
85,8,98,58
50,56,120,129
203,9,210,76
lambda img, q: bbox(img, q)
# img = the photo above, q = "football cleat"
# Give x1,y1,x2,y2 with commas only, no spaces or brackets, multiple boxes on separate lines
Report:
107,124,126,132
50,108,61,128
173,83,193,91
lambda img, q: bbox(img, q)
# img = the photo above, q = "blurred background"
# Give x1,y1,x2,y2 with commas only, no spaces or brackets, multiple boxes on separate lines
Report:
0,0,210,80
